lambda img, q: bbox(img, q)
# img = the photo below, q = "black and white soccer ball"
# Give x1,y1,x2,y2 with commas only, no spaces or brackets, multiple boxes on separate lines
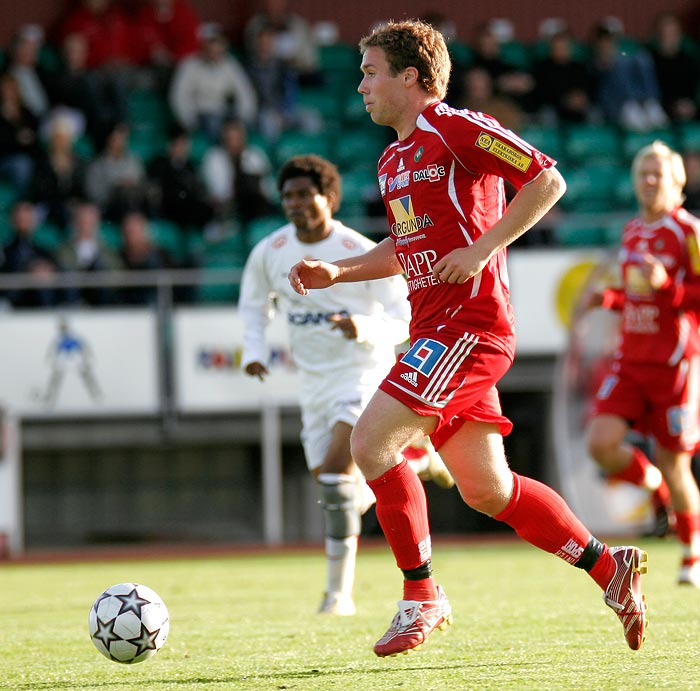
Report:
88,582,170,664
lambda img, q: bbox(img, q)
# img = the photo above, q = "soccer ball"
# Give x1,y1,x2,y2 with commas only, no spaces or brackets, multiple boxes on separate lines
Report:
88,582,170,664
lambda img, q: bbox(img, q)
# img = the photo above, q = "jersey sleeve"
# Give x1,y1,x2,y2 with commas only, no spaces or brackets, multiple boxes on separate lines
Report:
238,240,277,369
428,106,556,190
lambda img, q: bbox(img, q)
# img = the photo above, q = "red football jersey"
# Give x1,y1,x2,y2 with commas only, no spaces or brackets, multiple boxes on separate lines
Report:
377,102,555,357
607,207,700,365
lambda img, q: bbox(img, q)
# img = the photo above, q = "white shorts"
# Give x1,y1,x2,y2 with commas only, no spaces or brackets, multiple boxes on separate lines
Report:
299,366,385,471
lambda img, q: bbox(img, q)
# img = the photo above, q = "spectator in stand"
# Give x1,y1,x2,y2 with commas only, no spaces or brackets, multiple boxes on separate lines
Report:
134,0,200,64
30,109,87,231
243,0,322,87
589,17,668,132
58,0,133,70
57,0,134,129
132,0,201,92
0,200,60,308
45,31,121,148
146,124,213,231
200,118,275,241
244,24,300,143
169,22,258,142
532,30,595,124
456,66,523,132
56,201,121,306
117,210,169,305
470,20,537,116
649,12,700,123
84,122,148,222
6,24,50,121
0,71,41,196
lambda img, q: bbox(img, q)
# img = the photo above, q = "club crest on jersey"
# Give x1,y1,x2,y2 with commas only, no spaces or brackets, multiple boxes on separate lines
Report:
476,132,532,172
414,146,424,162
389,196,434,237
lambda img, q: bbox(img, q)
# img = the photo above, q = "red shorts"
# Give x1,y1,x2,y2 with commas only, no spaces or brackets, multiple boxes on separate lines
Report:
380,331,514,450
592,355,700,453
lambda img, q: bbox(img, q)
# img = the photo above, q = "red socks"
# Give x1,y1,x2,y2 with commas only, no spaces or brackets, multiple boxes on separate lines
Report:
493,473,615,588
370,464,617,596
368,460,437,600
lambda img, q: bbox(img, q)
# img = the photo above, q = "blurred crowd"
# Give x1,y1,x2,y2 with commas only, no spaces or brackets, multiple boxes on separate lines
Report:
2,0,700,307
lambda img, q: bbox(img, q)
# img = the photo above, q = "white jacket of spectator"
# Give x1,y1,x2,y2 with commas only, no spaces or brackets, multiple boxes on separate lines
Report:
200,143,271,204
169,53,258,129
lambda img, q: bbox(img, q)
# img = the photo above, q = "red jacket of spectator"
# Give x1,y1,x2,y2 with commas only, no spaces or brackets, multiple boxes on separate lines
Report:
59,1,133,69
134,0,201,66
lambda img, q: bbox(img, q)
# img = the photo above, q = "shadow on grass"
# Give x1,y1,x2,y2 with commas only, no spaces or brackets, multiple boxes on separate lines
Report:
14,660,541,690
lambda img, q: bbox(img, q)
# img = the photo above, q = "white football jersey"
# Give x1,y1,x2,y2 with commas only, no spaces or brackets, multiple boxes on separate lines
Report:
239,220,410,387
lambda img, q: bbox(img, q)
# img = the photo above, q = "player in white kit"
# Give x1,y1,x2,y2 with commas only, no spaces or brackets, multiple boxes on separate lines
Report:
239,154,452,615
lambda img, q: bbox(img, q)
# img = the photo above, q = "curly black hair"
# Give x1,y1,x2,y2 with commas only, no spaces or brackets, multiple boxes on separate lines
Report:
277,154,342,213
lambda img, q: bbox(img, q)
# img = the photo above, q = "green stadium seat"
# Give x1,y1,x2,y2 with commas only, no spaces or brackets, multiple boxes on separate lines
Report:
559,163,618,213
602,216,625,246
499,40,531,70
33,222,64,251
563,124,622,165
333,127,389,171
126,89,171,128
0,181,17,213
612,171,636,210
197,234,247,303
448,41,473,67
297,87,341,123
341,90,370,124
318,43,358,72
246,215,286,248
129,128,168,163
516,125,564,162
341,168,379,207
189,130,214,167
273,129,332,166
621,129,677,161
149,218,185,262
553,217,606,246
677,122,700,153
100,221,122,251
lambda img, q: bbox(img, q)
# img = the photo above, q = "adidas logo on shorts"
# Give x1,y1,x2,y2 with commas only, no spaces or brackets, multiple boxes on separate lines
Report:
400,371,418,387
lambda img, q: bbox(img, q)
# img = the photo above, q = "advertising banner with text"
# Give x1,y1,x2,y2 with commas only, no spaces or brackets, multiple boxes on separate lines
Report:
173,307,299,412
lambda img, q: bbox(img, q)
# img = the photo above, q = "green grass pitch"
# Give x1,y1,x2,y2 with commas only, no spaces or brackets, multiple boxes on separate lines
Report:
0,538,698,691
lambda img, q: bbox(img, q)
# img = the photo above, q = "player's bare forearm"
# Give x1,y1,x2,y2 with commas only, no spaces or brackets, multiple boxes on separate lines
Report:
482,167,566,255
289,238,402,294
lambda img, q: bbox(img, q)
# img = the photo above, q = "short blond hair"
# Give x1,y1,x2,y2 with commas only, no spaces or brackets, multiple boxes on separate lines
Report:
631,140,686,207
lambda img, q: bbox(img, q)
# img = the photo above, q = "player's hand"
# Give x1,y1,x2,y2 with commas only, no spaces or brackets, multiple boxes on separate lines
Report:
432,246,488,284
288,259,339,295
245,362,269,381
582,291,605,310
639,252,669,290
328,314,358,340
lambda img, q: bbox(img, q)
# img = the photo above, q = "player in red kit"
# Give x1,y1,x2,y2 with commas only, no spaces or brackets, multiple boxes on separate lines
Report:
288,19,648,654
586,140,700,586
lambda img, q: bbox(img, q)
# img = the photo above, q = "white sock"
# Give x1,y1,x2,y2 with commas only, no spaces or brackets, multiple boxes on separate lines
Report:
325,536,357,597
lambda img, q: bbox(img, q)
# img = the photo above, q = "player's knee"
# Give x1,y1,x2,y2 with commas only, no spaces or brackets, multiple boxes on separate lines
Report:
349,429,371,469
459,482,509,516
317,474,360,539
